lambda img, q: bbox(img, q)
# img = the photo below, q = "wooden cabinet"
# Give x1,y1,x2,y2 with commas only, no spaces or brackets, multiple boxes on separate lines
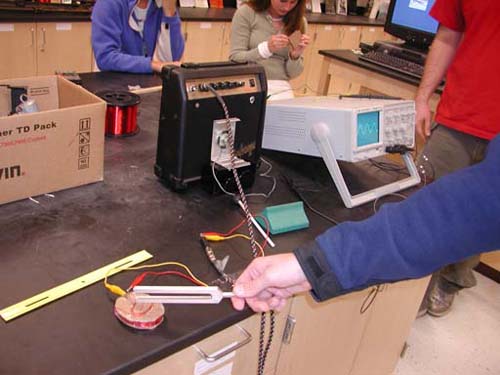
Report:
350,277,429,375
291,24,362,96
134,308,290,375
0,21,93,79
360,26,391,45
0,23,36,79
183,21,230,63
275,290,371,375
291,24,395,96
276,277,429,375
133,277,427,375
220,21,232,61
36,22,93,75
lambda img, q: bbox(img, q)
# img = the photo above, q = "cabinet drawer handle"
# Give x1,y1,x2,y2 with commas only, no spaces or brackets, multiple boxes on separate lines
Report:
194,325,252,362
40,27,46,51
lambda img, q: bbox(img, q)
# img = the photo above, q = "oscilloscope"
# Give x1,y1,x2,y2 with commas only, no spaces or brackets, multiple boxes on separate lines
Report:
262,96,420,208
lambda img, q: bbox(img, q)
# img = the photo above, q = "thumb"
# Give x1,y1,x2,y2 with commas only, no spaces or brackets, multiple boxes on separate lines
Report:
234,277,268,298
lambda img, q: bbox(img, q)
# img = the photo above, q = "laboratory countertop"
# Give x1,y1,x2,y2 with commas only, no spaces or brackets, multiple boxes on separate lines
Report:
318,49,445,93
0,72,414,374
0,3,384,25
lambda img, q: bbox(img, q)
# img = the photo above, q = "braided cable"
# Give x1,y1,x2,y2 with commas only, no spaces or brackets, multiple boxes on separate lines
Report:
207,85,259,258
206,85,275,375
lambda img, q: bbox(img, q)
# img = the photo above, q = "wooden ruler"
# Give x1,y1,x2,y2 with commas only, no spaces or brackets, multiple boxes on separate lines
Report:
0,249,153,322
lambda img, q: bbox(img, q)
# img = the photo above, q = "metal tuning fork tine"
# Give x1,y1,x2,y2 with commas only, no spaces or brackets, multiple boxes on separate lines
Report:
132,286,235,304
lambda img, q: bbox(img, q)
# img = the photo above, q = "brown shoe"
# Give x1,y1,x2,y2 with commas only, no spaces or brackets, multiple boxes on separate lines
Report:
427,282,455,317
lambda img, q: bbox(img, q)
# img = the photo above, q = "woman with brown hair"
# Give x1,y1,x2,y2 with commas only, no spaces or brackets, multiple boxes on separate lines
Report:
230,0,310,100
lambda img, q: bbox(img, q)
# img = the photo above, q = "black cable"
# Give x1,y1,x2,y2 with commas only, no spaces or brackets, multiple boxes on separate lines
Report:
282,174,339,225
368,159,409,175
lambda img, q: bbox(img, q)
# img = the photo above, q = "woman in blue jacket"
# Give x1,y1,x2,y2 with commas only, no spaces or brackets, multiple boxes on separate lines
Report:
91,0,185,73
231,134,500,312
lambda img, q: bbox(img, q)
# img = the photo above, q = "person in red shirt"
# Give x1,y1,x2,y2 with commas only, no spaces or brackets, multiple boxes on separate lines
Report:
415,0,500,317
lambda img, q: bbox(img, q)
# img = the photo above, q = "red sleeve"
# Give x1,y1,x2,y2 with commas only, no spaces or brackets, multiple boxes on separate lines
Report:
430,0,465,31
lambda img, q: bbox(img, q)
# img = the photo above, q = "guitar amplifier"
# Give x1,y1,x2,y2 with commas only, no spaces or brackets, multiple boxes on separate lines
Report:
155,61,268,192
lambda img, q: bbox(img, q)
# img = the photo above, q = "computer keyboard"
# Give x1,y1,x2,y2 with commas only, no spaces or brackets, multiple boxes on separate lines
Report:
359,50,425,79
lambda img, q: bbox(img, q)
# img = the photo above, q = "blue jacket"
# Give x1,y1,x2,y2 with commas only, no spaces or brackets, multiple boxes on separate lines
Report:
295,134,500,301
91,0,185,73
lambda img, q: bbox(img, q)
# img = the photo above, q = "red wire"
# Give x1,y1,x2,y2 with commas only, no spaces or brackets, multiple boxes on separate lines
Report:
202,218,247,238
128,270,205,290
202,214,271,254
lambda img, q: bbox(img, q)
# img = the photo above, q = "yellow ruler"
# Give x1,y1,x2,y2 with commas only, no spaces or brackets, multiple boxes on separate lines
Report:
0,249,153,322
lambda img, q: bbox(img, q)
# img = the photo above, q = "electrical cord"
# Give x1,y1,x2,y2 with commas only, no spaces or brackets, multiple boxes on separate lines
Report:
372,192,407,214
211,156,277,200
245,158,277,199
282,174,340,225
368,158,409,175
206,85,274,375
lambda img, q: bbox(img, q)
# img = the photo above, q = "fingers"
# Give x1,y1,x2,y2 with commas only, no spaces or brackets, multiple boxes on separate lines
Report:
289,34,310,59
268,34,290,52
299,34,310,47
230,254,310,313
231,295,288,313
424,117,431,138
416,113,431,141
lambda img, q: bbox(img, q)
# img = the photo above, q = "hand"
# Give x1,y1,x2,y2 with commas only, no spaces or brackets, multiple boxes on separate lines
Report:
415,96,432,141
289,34,310,60
151,60,181,73
231,253,312,312
162,0,176,16
268,34,290,53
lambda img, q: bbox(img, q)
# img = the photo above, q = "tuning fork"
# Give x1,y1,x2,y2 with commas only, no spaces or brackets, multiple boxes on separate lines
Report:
132,286,235,304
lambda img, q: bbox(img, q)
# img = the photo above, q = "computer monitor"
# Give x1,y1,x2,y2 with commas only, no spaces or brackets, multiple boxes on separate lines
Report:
385,0,439,51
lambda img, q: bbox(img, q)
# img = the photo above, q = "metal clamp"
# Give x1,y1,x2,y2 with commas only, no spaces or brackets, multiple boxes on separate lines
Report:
194,325,252,362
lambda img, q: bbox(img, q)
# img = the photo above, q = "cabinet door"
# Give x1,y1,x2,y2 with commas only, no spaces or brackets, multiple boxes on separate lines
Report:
359,26,385,45
220,22,232,61
349,277,430,375
275,290,372,375
36,22,92,75
134,307,290,375
297,24,361,96
183,21,226,63
0,23,36,79
338,25,362,49
289,24,317,96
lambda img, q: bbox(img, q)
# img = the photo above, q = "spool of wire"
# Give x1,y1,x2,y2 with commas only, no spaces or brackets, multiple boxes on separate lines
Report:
97,90,141,137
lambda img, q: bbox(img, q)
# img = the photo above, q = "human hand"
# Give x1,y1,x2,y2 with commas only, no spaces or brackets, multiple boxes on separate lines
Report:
162,0,176,16
415,97,431,141
151,60,181,73
231,253,312,312
268,34,290,53
289,34,310,60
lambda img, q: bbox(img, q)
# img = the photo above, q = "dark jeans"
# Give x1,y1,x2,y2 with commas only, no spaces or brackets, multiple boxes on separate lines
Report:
417,124,489,292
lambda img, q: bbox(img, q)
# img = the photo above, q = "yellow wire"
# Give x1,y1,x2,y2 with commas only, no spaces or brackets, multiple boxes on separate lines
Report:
104,261,208,297
204,233,265,257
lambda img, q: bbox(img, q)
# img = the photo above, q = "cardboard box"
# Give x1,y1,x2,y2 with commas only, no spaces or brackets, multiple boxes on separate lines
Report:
0,75,106,205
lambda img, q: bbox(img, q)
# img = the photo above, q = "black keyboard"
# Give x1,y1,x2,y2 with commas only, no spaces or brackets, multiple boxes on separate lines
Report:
359,50,424,79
